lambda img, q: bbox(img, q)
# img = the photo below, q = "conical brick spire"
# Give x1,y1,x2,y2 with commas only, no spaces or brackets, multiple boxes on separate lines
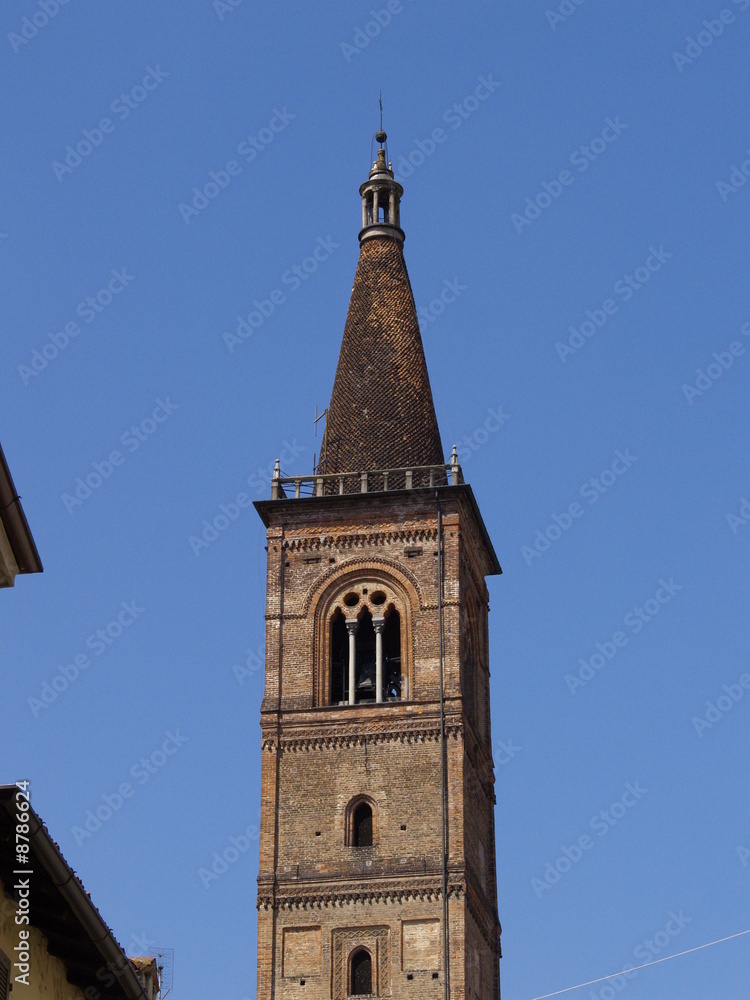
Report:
318,134,444,475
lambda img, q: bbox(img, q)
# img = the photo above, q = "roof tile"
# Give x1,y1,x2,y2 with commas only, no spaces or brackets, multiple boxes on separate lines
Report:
319,236,444,474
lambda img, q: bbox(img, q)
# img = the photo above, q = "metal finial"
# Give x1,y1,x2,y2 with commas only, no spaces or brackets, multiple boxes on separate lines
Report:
375,93,387,146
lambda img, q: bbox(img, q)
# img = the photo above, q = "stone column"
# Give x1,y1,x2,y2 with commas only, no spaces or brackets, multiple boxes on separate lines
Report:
346,620,358,705
373,617,385,703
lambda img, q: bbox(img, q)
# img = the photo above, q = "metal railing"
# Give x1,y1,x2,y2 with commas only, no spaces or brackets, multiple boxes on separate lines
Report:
270,450,463,499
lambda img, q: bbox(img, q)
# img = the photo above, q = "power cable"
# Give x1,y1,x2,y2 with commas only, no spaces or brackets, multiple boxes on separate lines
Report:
530,927,750,1000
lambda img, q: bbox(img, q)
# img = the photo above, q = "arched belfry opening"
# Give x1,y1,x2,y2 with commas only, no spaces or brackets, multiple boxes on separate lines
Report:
331,609,348,704
383,607,401,700
326,582,406,705
355,610,376,702
349,948,373,996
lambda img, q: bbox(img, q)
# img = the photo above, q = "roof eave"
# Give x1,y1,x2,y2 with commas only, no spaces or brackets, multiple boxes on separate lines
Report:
0,786,148,1000
0,442,43,581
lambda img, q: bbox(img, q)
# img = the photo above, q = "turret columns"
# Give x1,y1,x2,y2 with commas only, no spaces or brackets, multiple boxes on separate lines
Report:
346,619,358,705
373,616,386,703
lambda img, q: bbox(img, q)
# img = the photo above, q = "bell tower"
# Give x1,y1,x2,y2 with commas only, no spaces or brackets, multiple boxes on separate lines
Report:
254,130,502,1000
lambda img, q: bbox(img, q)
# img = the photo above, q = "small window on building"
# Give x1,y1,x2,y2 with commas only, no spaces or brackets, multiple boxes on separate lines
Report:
353,802,373,847
346,796,377,847
350,949,373,996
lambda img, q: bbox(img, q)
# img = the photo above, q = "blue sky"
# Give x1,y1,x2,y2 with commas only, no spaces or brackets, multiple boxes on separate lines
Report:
2,1,749,998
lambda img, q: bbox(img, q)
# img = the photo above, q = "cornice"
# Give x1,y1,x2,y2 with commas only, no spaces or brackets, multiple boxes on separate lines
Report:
258,876,466,911
283,527,438,552
261,718,463,753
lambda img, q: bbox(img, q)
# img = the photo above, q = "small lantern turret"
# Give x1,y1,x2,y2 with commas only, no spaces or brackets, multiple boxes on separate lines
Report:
359,130,404,244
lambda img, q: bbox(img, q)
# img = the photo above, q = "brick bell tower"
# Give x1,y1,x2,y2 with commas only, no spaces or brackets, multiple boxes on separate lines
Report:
254,129,502,1000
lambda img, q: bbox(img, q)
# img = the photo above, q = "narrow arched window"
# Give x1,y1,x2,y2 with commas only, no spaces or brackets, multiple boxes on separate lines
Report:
350,949,372,996
353,802,373,847
383,609,401,700
331,609,348,704
355,611,376,701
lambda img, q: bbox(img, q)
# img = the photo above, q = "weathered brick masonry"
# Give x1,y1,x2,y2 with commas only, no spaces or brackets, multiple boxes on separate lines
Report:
254,133,501,999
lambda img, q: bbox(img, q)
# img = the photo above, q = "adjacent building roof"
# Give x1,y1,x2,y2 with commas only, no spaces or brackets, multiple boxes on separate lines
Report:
0,786,149,1000
0,441,42,587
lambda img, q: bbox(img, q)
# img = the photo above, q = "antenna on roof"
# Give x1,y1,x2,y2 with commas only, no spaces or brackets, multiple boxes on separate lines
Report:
314,405,328,474
153,947,174,999
314,405,328,437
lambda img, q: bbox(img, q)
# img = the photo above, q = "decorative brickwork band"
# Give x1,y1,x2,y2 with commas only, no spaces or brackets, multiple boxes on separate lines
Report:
257,877,466,911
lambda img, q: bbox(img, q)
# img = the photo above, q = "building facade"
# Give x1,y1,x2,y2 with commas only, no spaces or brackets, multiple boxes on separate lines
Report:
0,786,157,1000
254,133,502,1000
